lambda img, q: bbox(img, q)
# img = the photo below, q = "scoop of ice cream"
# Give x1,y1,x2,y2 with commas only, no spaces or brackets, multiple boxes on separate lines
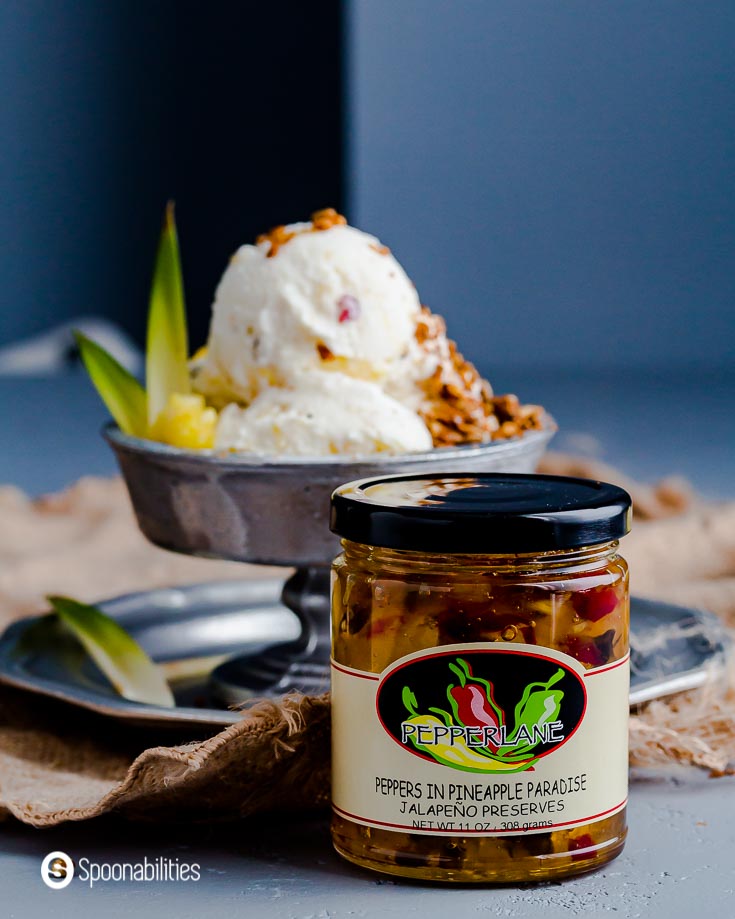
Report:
195,213,422,406
214,372,433,457
186,210,544,458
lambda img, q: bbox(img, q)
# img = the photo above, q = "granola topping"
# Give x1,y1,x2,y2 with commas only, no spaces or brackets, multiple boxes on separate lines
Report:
257,208,348,257
415,307,543,447
316,341,336,361
255,224,296,258
311,208,348,231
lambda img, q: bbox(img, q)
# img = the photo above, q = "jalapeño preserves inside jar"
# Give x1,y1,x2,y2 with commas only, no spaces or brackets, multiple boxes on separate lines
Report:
329,473,632,883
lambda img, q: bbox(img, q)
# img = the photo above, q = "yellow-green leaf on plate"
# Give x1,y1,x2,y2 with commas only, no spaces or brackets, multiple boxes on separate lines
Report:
75,332,148,437
146,201,190,426
47,595,175,707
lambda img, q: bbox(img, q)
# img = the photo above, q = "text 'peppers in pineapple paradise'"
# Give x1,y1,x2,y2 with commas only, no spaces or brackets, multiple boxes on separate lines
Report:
330,473,631,883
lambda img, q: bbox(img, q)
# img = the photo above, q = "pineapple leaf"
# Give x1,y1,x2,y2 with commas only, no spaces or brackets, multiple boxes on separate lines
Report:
47,595,175,707
75,331,147,437
146,201,190,426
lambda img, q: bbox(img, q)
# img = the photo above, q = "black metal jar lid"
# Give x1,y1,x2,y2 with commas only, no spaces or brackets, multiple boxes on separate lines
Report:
330,473,632,554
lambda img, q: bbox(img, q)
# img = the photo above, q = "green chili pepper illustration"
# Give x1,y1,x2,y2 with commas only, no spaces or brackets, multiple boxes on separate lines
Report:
496,668,565,759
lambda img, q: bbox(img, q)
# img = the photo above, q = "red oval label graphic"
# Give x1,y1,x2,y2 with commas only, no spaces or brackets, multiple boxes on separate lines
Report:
376,649,587,774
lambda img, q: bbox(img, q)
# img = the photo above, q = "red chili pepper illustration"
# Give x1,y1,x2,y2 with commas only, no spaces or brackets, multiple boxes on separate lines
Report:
447,658,504,752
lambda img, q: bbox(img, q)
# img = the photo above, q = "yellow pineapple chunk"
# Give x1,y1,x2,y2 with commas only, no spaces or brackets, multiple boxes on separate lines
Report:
150,393,218,450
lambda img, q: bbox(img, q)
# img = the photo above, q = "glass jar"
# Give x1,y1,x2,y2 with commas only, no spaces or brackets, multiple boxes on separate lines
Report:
330,473,631,883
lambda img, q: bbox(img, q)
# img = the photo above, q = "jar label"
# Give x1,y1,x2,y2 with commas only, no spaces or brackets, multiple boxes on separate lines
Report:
332,643,628,836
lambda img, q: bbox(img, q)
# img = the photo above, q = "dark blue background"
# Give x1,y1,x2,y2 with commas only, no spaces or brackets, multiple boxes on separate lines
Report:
0,0,343,349
1,2,732,374
348,1,735,372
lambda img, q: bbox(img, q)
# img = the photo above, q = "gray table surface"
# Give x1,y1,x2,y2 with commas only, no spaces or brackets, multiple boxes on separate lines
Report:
1,369,734,918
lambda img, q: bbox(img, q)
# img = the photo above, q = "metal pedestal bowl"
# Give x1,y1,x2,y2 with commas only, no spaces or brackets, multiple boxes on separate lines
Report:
105,417,556,696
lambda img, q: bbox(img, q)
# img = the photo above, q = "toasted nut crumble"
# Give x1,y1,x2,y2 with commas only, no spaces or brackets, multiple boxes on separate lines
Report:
415,307,544,447
257,208,348,257
256,224,297,258
311,208,348,230
316,341,336,361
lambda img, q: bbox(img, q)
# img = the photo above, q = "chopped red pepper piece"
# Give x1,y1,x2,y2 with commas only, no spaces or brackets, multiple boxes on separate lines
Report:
572,586,618,622
569,834,596,861
565,631,616,667
337,294,361,323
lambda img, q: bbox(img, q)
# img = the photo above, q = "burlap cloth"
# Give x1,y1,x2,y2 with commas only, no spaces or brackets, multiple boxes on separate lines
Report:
1,455,734,828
